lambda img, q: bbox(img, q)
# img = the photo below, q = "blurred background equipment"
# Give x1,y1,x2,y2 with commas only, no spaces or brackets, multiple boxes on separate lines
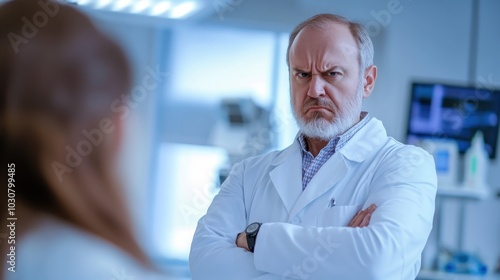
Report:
210,97,272,165
210,97,273,185
406,82,500,159
464,131,489,189
419,139,459,187
437,251,488,276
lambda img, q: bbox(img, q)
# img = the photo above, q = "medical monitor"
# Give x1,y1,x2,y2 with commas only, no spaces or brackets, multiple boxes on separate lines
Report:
406,82,500,159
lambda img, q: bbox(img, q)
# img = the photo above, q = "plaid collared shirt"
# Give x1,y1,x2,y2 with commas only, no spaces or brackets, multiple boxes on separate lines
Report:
298,112,371,190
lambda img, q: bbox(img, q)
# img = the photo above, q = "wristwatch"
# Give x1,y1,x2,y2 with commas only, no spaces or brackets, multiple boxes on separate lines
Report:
245,222,262,253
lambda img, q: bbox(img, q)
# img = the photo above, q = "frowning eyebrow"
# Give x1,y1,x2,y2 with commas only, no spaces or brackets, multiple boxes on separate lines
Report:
291,67,308,73
292,66,345,74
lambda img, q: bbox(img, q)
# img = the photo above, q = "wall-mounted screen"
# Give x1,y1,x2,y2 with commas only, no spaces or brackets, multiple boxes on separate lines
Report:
406,82,500,159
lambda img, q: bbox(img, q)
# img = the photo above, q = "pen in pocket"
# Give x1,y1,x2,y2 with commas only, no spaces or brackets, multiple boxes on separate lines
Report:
329,198,336,208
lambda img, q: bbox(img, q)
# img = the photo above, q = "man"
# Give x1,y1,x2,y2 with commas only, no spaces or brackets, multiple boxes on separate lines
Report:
190,13,437,280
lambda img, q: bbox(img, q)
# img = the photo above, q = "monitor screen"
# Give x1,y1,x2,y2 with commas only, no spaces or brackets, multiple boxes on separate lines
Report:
406,82,500,159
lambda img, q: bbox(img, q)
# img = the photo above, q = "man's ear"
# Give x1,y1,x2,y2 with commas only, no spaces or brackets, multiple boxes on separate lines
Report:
362,65,377,98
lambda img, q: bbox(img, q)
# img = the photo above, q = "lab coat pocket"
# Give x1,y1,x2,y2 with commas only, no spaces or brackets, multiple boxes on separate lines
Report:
317,204,363,227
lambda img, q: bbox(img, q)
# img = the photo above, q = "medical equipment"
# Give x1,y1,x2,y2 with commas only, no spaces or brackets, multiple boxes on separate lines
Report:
419,139,459,187
210,98,273,184
438,251,488,275
406,82,500,159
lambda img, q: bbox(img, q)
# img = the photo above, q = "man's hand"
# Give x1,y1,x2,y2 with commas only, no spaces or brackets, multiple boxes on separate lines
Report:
236,232,249,251
348,203,377,227
235,204,376,250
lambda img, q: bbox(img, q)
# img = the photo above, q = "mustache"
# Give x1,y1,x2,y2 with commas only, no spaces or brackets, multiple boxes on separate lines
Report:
302,98,335,111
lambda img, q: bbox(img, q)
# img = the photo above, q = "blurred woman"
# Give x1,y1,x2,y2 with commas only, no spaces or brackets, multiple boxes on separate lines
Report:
0,1,162,279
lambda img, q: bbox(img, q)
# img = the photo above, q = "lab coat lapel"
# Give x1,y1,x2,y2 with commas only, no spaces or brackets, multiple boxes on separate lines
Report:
275,118,385,219
289,152,348,218
269,142,302,215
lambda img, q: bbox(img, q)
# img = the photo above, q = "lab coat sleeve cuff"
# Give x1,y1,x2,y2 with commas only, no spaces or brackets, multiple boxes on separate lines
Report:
253,223,297,279
253,223,271,273
253,223,309,279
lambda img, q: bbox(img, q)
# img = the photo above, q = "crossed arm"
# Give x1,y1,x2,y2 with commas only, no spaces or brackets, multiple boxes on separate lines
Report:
235,204,377,251
190,147,437,280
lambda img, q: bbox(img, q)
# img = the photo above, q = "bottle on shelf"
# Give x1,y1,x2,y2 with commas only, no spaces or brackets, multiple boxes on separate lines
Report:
463,130,488,189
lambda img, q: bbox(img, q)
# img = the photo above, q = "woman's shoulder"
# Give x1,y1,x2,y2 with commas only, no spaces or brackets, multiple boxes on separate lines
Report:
5,215,162,280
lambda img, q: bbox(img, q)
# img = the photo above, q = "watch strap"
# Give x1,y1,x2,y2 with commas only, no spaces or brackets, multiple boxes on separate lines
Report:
246,223,261,252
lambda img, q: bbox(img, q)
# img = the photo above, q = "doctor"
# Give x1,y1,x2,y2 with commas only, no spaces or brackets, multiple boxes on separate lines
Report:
190,13,437,280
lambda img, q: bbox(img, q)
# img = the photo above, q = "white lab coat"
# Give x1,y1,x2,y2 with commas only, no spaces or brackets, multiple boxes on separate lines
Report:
5,215,166,280
190,117,437,280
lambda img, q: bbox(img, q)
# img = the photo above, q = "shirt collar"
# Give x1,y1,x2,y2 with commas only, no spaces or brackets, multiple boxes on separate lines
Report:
297,111,371,155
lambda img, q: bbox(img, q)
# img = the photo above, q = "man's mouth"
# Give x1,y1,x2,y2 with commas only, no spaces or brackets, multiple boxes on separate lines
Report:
305,106,332,113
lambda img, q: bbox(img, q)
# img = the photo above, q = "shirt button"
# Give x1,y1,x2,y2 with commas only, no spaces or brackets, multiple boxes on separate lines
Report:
291,217,300,224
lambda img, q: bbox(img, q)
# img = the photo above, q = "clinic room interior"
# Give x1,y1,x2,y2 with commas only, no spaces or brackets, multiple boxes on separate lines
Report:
1,0,500,279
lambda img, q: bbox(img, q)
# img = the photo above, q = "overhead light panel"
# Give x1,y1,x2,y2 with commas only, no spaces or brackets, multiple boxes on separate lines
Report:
169,1,197,19
96,0,113,9
131,0,151,13
151,1,172,16
113,0,133,11
71,0,201,20
75,0,92,5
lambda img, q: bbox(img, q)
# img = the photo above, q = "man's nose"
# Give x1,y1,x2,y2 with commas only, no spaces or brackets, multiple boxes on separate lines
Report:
307,74,326,98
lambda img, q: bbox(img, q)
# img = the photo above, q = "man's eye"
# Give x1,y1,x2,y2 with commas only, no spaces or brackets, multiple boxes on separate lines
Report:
297,72,309,78
327,71,341,77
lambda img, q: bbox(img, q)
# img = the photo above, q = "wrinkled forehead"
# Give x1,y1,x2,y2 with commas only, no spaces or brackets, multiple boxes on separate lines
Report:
289,23,359,69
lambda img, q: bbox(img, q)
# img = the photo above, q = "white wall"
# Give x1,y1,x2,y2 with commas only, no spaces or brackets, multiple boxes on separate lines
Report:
85,10,162,251
362,0,472,140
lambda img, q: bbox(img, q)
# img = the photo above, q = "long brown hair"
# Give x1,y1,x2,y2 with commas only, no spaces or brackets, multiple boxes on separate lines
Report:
0,0,152,274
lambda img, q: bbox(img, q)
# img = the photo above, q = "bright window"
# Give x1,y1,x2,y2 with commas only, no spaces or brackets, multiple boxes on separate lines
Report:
168,25,276,108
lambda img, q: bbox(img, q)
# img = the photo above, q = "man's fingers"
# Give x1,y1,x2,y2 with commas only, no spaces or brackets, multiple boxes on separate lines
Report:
348,209,364,227
360,213,372,227
350,211,366,227
349,209,367,227
366,203,377,214
348,204,377,228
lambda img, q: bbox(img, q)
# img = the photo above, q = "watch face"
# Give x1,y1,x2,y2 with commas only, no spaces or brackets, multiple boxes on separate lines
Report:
246,223,259,233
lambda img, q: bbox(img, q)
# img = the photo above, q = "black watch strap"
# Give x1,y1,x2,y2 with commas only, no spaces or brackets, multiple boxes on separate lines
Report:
245,222,262,253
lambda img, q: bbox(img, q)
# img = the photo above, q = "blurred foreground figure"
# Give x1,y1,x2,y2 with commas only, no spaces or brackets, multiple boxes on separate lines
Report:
0,1,163,279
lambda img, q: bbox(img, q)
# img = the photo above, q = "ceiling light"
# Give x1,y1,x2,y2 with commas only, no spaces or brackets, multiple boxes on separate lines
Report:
95,0,113,9
113,0,133,11
75,0,93,5
169,1,197,19
131,0,151,13
151,1,172,16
